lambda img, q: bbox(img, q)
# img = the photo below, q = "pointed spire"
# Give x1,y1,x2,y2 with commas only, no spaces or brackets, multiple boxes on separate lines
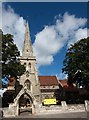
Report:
21,20,33,59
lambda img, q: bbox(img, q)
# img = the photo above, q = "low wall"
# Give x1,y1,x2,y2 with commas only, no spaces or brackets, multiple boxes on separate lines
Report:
35,102,86,114
85,100,89,111
3,106,17,117
2,100,89,117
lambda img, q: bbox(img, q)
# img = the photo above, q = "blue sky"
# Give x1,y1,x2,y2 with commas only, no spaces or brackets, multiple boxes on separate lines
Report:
1,2,88,79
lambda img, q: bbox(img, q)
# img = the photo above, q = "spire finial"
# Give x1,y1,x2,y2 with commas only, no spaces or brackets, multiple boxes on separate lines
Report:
26,16,29,22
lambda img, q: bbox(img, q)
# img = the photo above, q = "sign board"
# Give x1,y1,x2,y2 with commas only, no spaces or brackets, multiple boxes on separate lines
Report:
43,98,57,105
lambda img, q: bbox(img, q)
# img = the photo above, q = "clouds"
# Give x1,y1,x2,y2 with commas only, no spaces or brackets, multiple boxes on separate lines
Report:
1,4,88,70
0,3,2,29
1,4,25,53
33,12,88,67
58,73,68,80
33,26,60,66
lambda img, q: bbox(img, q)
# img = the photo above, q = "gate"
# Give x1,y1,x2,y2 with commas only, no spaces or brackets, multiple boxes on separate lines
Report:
18,93,33,115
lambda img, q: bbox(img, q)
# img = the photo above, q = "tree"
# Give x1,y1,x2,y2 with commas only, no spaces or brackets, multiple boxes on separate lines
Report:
62,37,89,89
2,33,25,78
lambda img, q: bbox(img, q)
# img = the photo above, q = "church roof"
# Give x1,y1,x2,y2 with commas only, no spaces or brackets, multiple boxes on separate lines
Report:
39,76,59,86
59,79,68,87
59,79,76,88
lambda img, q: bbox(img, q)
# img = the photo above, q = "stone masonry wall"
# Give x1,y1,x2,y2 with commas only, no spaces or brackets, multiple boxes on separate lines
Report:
3,106,17,117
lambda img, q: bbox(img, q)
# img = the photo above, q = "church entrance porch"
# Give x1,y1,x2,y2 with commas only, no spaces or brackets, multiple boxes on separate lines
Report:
18,93,33,115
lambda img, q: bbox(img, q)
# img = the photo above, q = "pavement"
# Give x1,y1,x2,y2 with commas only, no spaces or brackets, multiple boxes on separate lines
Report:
1,111,89,120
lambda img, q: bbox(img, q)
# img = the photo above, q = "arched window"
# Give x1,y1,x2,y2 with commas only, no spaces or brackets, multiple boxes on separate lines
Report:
24,62,26,66
28,63,31,72
29,63,31,68
26,49,28,52
24,80,31,90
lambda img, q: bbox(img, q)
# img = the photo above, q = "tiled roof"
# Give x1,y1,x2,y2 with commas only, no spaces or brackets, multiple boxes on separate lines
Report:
59,79,76,88
59,79,68,87
39,76,59,86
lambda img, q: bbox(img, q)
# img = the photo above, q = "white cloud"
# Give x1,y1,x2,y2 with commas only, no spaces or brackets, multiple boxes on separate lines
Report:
33,26,61,67
33,12,88,67
1,4,88,69
75,28,87,41
1,4,26,53
58,73,68,80
0,3,2,29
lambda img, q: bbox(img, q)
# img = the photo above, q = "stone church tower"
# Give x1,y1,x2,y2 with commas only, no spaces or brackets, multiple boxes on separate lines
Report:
19,20,41,100
2,20,41,117
12,20,41,114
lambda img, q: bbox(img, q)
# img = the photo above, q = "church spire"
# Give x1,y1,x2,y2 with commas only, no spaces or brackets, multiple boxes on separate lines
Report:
22,20,33,59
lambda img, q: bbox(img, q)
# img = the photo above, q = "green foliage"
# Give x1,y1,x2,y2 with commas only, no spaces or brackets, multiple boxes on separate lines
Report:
2,33,25,78
62,37,89,88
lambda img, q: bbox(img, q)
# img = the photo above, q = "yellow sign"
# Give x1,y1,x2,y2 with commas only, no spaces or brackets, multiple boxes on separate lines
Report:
43,98,57,105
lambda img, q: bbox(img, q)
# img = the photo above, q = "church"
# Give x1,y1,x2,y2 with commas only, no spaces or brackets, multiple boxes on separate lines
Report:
16,20,60,103
2,20,60,117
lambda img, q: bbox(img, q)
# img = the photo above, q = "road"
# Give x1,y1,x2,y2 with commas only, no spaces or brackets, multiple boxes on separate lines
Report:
1,111,89,120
